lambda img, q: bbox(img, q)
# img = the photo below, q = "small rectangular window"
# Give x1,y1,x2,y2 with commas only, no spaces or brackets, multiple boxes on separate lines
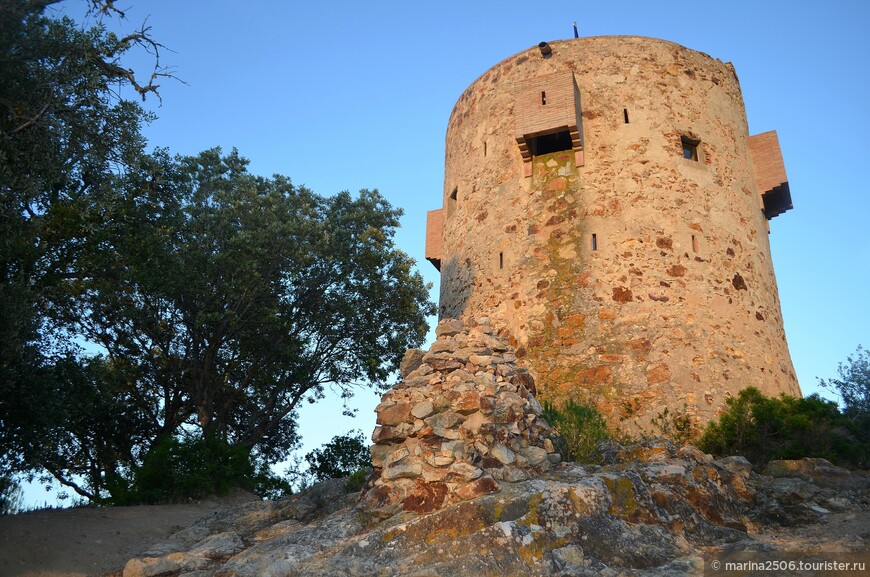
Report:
499,252,504,269
692,235,699,253
592,233,598,251
681,136,700,161
623,109,629,124
484,141,487,157
541,91,547,105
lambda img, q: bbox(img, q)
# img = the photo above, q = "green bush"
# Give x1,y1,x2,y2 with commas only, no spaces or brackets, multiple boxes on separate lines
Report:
128,436,256,504
542,400,610,463
0,474,23,515
252,466,294,501
344,468,369,492
698,387,868,468
648,404,701,446
819,345,870,443
304,430,372,490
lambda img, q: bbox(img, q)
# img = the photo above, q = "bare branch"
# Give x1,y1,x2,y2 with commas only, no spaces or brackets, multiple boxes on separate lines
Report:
11,100,52,134
95,20,185,103
85,0,126,19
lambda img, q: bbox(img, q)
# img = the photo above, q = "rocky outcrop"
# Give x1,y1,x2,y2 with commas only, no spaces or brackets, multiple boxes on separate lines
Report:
121,444,870,577
118,324,870,576
359,318,561,518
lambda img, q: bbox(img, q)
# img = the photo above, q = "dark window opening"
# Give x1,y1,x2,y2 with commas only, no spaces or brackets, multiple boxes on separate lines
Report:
541,91,547,105
623,108,629,124
530,130,573,156
592,233,598,251
681,136,700,161
447,187,458,215
484,141,487,157
499,252,504,269
692,235,699,253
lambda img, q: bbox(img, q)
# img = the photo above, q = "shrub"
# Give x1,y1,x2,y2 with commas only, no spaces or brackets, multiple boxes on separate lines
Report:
698,387,868,468
344,468,369,492
129,436,256,504
0,474,23,515
819,345,870,443
252,466,294,501
542,400,610,463
304,430,372,490
648,404,701,446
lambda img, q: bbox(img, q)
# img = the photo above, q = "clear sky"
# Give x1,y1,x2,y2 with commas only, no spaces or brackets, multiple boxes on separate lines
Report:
30,0,868,504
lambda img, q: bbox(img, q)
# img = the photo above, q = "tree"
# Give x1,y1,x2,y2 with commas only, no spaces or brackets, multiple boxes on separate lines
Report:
1,2,434,504
1,0,166,484
819,345,870,419
0,473,23,515
304,430,372,482
45,147,433,501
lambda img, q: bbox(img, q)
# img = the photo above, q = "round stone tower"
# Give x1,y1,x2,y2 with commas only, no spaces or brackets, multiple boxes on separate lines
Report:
424,36,799,429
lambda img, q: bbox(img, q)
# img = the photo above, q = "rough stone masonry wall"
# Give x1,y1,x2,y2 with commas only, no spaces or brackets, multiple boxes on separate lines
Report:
437,36,799,430
360,318,561,519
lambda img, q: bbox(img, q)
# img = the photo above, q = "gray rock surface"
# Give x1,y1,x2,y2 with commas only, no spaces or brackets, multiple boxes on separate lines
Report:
120,444,869,576
118,322,870,576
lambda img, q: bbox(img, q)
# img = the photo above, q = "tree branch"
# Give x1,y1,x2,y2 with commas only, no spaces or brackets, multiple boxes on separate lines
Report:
86,0,126,19
11,100,52,134
41,462,98,502
95,21,185,103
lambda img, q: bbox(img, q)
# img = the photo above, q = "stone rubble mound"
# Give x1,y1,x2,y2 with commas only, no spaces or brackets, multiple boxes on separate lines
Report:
359,317,562,518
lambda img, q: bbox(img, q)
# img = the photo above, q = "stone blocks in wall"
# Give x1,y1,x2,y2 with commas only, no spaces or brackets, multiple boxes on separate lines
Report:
432,37,800,430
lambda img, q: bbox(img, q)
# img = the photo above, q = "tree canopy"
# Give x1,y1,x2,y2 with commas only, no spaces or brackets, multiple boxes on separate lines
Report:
1,0,159,484
819,345,870,419
1,2,434,504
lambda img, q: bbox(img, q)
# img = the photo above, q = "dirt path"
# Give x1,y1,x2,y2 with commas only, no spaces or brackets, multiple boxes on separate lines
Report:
0,491,258,577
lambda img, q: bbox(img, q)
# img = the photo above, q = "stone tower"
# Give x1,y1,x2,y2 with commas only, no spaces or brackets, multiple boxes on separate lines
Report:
424,36,799,429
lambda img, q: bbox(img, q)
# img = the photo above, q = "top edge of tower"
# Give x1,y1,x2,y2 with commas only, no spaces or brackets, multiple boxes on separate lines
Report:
447,35,732,125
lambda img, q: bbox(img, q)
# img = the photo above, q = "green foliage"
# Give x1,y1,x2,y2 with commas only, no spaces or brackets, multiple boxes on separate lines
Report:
542,400,610,463
252,467,294,501
50,148,433,493
344,469,369,493
698,387,868,468
1,2,432,506
304,430,372,487
819,345,870,421
4,65,431,505
129,436,255,505
0,474,23,515
648,404,700,446
0,1,161,501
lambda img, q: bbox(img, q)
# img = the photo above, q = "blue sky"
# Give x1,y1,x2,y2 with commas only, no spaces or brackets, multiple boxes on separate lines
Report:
30,0,868,504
